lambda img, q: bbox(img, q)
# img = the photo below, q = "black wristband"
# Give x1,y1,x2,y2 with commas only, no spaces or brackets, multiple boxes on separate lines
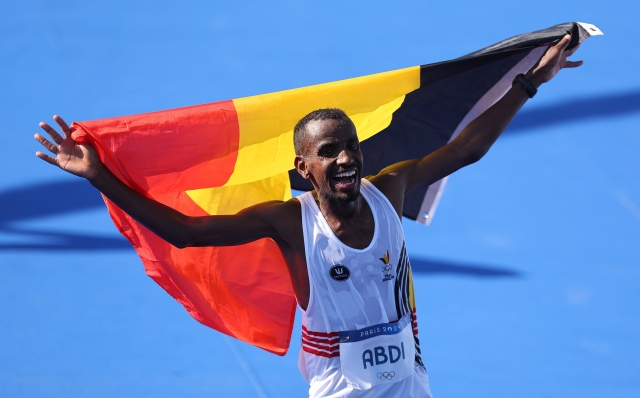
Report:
513,73,537,98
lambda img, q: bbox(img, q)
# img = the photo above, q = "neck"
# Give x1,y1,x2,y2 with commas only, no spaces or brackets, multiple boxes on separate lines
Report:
315,191,364,221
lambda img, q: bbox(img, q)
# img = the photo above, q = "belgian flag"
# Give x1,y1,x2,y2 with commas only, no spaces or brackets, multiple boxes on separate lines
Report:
70,22,602,355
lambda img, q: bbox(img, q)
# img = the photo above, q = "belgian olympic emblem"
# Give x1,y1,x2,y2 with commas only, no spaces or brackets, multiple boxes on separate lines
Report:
377,371,395,381
379,250,395,282
330,264,351,281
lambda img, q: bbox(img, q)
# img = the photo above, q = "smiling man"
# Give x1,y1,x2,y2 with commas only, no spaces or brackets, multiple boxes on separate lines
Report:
35,35,581,397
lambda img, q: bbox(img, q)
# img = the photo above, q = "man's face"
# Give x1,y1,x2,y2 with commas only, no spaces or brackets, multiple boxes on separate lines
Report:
298,118,363,202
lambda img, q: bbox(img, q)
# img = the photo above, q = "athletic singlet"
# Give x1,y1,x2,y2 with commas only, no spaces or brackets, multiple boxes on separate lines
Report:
297,179,433,398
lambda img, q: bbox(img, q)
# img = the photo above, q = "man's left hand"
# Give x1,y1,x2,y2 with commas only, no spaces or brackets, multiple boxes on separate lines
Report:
528,34,583,86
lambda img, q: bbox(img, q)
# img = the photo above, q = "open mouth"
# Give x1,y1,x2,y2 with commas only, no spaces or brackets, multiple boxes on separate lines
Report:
332,169,357,189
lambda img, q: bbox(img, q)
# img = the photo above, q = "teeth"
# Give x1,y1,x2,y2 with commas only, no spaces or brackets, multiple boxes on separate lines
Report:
334,170,356,178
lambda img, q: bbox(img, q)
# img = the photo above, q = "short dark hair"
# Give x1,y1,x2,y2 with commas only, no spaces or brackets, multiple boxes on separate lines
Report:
293,108,350,155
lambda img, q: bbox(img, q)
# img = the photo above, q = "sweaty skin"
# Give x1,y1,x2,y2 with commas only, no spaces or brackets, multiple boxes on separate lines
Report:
35,35,582,311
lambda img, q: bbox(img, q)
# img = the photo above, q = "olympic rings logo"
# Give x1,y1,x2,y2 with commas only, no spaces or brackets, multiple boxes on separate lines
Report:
377,371,395,381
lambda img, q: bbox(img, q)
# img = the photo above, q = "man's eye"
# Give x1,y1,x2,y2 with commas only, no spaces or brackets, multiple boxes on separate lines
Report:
348,143,358,150
320,149,334,157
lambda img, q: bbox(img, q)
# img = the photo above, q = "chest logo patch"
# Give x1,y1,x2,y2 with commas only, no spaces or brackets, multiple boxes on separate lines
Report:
379,250,395,282
330,264,351,282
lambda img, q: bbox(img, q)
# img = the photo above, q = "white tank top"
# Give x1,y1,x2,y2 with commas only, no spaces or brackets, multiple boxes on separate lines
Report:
297,179,432,398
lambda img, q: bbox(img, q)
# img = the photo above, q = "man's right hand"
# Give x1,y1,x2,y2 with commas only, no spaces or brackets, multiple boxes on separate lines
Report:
35,115,100,180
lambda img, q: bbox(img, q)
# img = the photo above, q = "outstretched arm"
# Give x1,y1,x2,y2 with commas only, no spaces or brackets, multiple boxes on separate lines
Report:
35,116,282,248
371,34,582,208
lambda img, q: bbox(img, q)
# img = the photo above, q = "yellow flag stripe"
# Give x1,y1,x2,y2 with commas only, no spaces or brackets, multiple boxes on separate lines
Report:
228,66,420,186
186,172,292,215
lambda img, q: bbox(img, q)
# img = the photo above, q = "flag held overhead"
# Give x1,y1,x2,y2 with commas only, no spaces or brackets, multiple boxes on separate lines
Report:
70,22,601,355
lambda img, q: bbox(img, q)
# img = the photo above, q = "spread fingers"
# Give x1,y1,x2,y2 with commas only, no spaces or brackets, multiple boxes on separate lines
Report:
35,151,58,166
53,115,71,137
34,133,59,154
39,122,64,145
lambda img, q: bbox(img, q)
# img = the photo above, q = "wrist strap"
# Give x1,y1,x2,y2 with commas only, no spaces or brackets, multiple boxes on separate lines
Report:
513,74,537,98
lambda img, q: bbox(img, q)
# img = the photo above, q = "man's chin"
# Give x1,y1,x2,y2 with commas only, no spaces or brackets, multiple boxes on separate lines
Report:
332,186,360,202
323,177,361,202
336,192,359,202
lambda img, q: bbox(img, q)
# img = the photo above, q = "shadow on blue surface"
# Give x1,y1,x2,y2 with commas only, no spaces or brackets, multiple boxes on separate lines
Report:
410,257,521,277
0,179,130,250
0,179,102,223
506,88,640,134
0,227,131,251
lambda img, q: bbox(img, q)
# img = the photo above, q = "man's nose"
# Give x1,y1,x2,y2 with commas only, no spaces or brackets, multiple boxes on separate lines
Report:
336,149,353,165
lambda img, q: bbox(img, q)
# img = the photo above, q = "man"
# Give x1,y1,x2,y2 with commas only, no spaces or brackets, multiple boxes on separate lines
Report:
35,35,581,397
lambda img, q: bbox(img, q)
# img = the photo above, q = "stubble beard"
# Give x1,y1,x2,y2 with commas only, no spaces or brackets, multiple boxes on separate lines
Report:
329,184,360,203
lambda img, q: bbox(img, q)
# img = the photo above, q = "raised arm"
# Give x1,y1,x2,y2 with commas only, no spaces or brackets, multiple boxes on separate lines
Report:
371,34,582,207
35,116,282,248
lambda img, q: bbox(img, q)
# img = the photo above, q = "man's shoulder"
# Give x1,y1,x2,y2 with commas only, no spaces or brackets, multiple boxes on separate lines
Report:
280,196,303,215
251,197,303,233
256,197,305,253
363,175,404,218
248,196,301,218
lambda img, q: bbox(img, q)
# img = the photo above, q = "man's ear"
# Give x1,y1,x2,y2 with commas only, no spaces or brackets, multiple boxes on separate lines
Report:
294,156,310,180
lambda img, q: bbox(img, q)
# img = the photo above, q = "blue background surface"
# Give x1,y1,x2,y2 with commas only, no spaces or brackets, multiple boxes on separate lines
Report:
1,1,638,397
